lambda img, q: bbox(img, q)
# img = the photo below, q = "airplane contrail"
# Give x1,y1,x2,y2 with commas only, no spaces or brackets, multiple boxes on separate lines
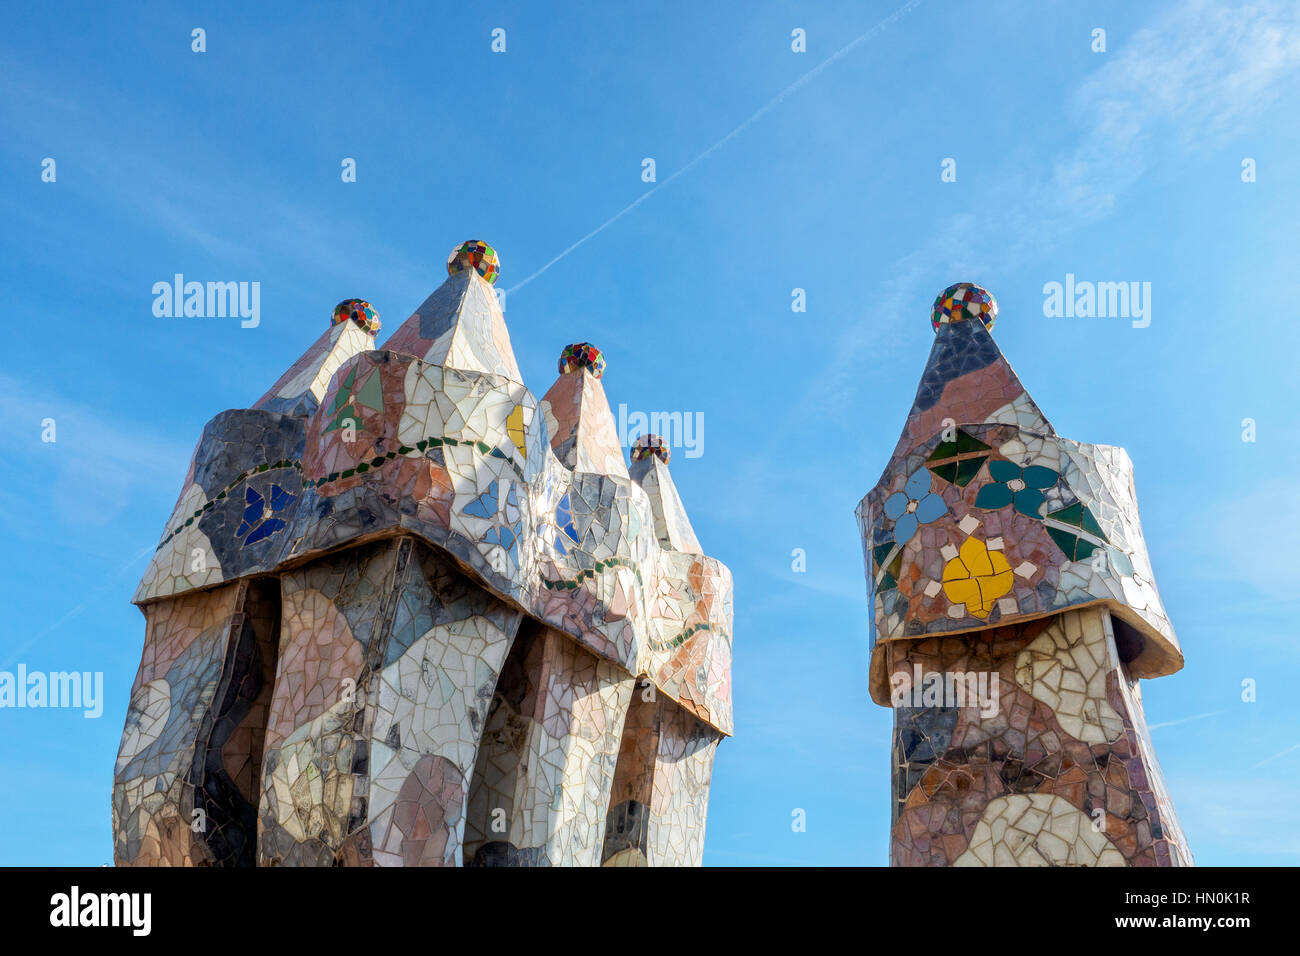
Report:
1147,709,1225,731
1253,741,1300,770
505,0,925,294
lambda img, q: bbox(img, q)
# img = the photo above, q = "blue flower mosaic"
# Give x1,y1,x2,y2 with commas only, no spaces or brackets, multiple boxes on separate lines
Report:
884,467,947,544
974,460,1058,517
465,480,524,567
236,483,296,546
464,480,500,519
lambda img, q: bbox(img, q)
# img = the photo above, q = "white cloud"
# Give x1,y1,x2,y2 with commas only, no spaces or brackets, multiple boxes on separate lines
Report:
796,1,1300,420
1184,478,1300,605
0,372,195,539
1175,774,1300,857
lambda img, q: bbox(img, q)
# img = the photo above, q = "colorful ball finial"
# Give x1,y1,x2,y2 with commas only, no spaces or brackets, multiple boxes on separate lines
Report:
631,433,671,465
447,240,501,285
558,342,606,379
931,282,997,333
332,299,381,336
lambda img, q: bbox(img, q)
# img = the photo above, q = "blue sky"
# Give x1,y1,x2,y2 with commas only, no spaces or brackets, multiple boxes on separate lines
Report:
2,0,1299,865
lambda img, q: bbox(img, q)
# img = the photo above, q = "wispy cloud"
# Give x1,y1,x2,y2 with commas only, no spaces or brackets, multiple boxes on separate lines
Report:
0,67,430,304
1010,0,1300,252
1175,774,1300,856
0,372,194,537
793,0,1300,423
3,372,193,481
1182,479,1300,605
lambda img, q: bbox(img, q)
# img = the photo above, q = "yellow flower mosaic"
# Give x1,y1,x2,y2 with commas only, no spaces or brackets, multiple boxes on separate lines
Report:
941,537,1014,618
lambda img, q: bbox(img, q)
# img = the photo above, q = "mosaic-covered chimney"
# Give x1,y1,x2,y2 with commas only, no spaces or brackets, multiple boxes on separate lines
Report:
113,241,733,867
856,283,1190,867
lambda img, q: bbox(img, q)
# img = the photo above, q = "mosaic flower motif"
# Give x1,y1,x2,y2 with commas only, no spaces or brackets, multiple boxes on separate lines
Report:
941,537,1013,619
974,460,1058,517
1044,501,1113,562
926,428,991,487
465,479,521,523
884,467,947,544
871,540,904,591
324,364,383,435
236,483,296,546
467,480,524,567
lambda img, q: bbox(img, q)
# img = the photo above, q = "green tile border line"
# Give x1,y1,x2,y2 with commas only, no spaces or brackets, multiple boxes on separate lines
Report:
153,432,731,653
648,621,731,652
541,558,732,650
154,435,526,552
541,555,642,590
